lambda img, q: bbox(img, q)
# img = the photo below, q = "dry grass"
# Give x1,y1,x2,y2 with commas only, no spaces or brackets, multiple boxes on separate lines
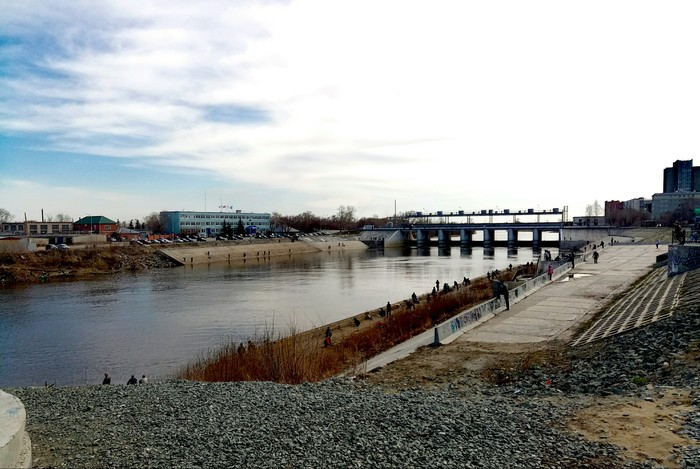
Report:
480,347,570,385
0,245,171,283
180,264,537,384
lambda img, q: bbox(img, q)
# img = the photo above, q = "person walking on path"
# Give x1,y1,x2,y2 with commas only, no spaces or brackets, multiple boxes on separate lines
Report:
656,239,660,249
592,250,599,264
569,251,575,268
547,264,554,281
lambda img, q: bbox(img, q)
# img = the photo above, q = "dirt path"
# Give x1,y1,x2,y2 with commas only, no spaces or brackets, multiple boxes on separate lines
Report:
568,390,694,467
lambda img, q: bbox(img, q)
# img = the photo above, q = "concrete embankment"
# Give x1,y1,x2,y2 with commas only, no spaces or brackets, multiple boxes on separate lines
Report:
0,390,31,468
158,238,367,266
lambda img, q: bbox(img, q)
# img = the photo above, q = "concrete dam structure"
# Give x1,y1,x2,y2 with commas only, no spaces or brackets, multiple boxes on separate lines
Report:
360,224,621,250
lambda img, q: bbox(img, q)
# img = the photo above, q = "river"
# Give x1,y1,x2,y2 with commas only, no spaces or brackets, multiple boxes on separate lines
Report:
0,245,558,387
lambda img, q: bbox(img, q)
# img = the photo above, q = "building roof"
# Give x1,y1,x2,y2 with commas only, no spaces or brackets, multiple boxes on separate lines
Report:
116,227,140,234
74,216,116,225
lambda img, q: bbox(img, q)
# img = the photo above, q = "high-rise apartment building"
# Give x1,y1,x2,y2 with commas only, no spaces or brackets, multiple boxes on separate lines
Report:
653,160,700,220
663,159,700,193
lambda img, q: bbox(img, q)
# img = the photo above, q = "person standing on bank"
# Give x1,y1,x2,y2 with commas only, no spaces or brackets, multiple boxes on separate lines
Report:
102,372,111,385
386,301,392,317
498,281,510,310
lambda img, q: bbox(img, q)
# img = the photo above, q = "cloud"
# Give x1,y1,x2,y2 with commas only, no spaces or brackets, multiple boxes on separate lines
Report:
2,0,700,220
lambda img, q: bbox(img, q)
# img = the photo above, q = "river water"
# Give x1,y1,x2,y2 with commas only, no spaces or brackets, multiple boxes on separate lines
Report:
0,245,556,387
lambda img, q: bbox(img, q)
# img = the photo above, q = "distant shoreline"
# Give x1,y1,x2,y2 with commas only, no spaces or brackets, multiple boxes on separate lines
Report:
0,236,367,286
159,236,367,265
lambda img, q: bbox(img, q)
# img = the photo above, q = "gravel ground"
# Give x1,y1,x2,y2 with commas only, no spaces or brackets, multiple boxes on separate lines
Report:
12,379,631,469
7,268,700,469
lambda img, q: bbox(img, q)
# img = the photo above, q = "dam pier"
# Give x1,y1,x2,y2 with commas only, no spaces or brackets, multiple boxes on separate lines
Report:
359,207,619,250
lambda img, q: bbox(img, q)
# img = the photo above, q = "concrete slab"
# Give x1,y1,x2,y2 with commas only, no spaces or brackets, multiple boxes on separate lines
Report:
0,390,31,469
468,331,550,343
501,316,571,327
517,311,582,321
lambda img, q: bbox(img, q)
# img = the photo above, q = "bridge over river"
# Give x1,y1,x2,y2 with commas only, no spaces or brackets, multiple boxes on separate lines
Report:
359,207,614,249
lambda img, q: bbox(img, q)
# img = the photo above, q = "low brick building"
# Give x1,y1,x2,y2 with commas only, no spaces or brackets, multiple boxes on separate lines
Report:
73,216,118,236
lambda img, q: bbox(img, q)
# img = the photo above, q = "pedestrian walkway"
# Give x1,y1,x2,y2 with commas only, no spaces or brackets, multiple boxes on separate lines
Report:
355,243,665,375
458,243,663,344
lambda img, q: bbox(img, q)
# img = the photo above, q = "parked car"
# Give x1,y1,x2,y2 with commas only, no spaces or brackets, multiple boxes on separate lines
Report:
45,244,58,250
57,243,70,250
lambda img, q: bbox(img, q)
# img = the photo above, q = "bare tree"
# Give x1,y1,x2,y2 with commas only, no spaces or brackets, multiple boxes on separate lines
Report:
585,200,603,217
334,205,356,232
0,208,15,222
143,212,166,233
0,208,13,223
44,213,73,222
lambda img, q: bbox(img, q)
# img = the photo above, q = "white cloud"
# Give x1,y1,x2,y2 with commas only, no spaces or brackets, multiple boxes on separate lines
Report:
2,0,700,218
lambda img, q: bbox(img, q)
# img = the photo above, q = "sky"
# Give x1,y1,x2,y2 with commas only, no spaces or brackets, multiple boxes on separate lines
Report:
1,1,699,223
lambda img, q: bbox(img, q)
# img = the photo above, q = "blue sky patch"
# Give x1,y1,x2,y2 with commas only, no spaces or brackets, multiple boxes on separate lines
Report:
202,104,271,125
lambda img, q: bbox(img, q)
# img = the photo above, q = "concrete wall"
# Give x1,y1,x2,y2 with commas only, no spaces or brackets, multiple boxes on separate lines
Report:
383,230,407,247
161,239,367,265
0,238,36,253
668,244,700,277
0,390,31,468
560,227,613,250
433,262,571,344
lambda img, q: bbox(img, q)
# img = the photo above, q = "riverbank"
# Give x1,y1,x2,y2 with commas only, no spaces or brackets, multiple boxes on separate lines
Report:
0,245,177,285
176,264,520,383
160,237,367,265
8,268,700,468
0,236,367,285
